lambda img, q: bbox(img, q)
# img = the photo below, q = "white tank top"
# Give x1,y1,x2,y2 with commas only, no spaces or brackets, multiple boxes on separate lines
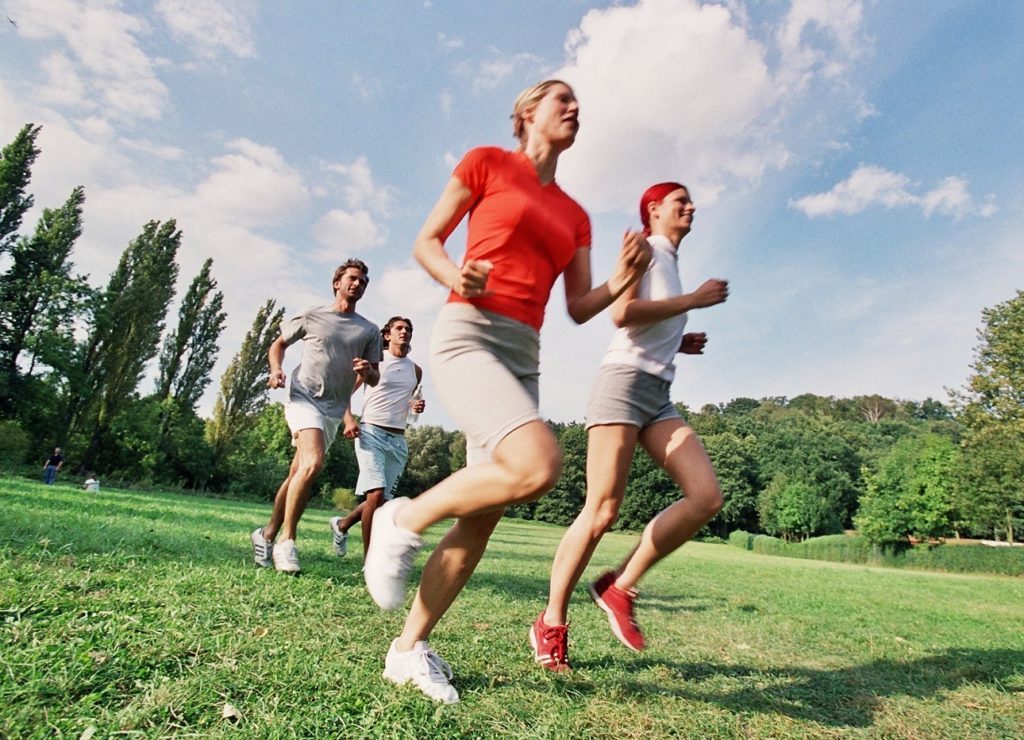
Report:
361,353,418,429
601,235,687,382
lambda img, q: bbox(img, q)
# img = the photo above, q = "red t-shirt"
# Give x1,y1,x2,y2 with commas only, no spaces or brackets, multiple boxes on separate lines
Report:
446,147,591,331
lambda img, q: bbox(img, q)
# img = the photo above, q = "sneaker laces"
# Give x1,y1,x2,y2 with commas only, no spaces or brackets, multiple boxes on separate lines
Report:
614,585,640,628
542,624,569,665
420,648,454,683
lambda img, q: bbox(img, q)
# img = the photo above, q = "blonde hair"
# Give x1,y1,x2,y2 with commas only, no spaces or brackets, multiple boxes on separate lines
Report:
511,79,572,146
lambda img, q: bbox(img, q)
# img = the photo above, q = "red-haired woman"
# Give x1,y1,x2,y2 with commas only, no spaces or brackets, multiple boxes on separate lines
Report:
362,80,651,703
532,182,729,671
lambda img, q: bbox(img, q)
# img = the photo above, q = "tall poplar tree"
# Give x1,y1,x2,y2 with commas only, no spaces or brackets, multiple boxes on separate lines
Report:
0,186,90,412
156,258,226,410
208,298,284,464
75,220,181,466
0,123,41,257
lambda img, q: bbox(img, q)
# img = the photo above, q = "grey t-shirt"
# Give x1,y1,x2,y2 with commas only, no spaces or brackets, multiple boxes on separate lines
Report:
279,304,383,419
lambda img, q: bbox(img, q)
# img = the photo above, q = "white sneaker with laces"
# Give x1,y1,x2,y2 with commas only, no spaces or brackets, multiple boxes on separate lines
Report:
272,538,301,574
382,639,459,704
251,528,273,568
363,498,423,611
330,516,348,557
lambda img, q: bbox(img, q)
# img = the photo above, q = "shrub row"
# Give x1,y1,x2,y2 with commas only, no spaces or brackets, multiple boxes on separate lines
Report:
727,530,1024,576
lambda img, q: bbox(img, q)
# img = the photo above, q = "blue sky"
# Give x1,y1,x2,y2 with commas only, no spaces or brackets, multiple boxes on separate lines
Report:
1,0,1021,428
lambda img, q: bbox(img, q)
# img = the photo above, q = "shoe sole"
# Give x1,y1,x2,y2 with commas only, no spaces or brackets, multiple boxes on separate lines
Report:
382,667,460,704
588,583,643,653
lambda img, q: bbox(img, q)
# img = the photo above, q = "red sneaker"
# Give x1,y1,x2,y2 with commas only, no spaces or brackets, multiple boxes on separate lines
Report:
529,611,571,672
588,571,645,652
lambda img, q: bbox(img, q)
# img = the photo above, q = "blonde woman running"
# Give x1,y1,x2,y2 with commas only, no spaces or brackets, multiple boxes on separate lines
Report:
362,80,651,703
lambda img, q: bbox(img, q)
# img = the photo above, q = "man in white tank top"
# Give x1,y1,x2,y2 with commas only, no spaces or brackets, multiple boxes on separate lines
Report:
331,317,425,558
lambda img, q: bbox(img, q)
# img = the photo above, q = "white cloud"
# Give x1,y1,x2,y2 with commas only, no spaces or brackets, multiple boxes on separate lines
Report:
37,52,87,108
469,51,545,92
155,0,257,60
311,209,389,257
325,156,394,216
555,0,798,213
776,0,864,85
790,165,997,219
192,139,310,226
437,33,464,51
9,0,170,122
920,176,971,218
119,137,186,161
790,165,914,215
370,264,448,320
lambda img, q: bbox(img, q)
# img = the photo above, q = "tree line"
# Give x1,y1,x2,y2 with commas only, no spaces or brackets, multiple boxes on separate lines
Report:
2,123,1021,546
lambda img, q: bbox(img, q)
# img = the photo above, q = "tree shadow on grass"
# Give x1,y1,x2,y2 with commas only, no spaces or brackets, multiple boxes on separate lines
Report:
558,648,1024,729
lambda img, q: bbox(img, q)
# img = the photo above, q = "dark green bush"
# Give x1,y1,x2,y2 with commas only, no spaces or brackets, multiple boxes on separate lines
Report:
0,420,31,468
802,533,874,563
901,543,1024,576
728,530,754,550
751,534,786,556
728,529,1024,576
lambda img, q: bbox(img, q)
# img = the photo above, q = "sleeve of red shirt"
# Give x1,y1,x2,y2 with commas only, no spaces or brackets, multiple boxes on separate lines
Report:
453,147,501,197
575,213,592,250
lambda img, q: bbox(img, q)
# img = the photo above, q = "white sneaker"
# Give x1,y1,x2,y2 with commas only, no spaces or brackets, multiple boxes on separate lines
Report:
272,538,301,574
363,498,423,611
383,639,459,704
251,528,273,568
330,516,348,557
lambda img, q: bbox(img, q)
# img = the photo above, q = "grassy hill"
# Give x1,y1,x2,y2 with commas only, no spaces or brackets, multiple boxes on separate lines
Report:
2,478,1022,738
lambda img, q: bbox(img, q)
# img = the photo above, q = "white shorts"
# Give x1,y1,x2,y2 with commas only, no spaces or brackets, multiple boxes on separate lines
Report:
354,423,409,500
429,303,540,466
284,400,341,451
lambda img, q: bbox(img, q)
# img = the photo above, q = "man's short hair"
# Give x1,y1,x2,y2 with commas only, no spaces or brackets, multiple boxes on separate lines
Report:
332,259,369,293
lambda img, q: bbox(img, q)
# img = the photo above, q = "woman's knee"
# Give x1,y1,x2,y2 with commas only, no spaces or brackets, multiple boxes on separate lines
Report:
690,481,723,519
583,496,621,535
514,454,562,503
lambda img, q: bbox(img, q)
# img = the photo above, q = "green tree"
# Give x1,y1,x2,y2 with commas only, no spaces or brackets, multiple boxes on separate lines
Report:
854,434,959,545
703,431,760,536
754,412,861,530
208,299,284,467
0,187,90,413
952,291,1024,543
955,290,1024,426
757,475,834,542
395,425,454,498
0,123,40,256
618,447,678,531
533,423,586,526
957,422,1024,543
222,403,293,497
156,258,226,410
73,220,181,468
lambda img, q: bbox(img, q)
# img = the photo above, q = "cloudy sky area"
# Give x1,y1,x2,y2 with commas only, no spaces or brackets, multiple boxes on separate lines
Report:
1,0,1021,427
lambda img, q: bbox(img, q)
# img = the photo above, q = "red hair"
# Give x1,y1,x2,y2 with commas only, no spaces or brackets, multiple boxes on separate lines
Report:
639,182,686,234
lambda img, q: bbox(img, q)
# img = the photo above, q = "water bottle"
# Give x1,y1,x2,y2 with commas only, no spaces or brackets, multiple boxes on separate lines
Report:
406,383,423,426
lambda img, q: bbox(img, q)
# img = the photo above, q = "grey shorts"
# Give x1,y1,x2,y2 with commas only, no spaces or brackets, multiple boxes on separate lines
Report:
585,363,680,430
430,303,541,466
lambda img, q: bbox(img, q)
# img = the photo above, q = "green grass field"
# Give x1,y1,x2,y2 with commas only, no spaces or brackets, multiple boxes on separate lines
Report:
2,478,1022,738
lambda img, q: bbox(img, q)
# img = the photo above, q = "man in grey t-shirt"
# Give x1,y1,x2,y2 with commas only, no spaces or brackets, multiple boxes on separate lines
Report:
251,259,382,574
